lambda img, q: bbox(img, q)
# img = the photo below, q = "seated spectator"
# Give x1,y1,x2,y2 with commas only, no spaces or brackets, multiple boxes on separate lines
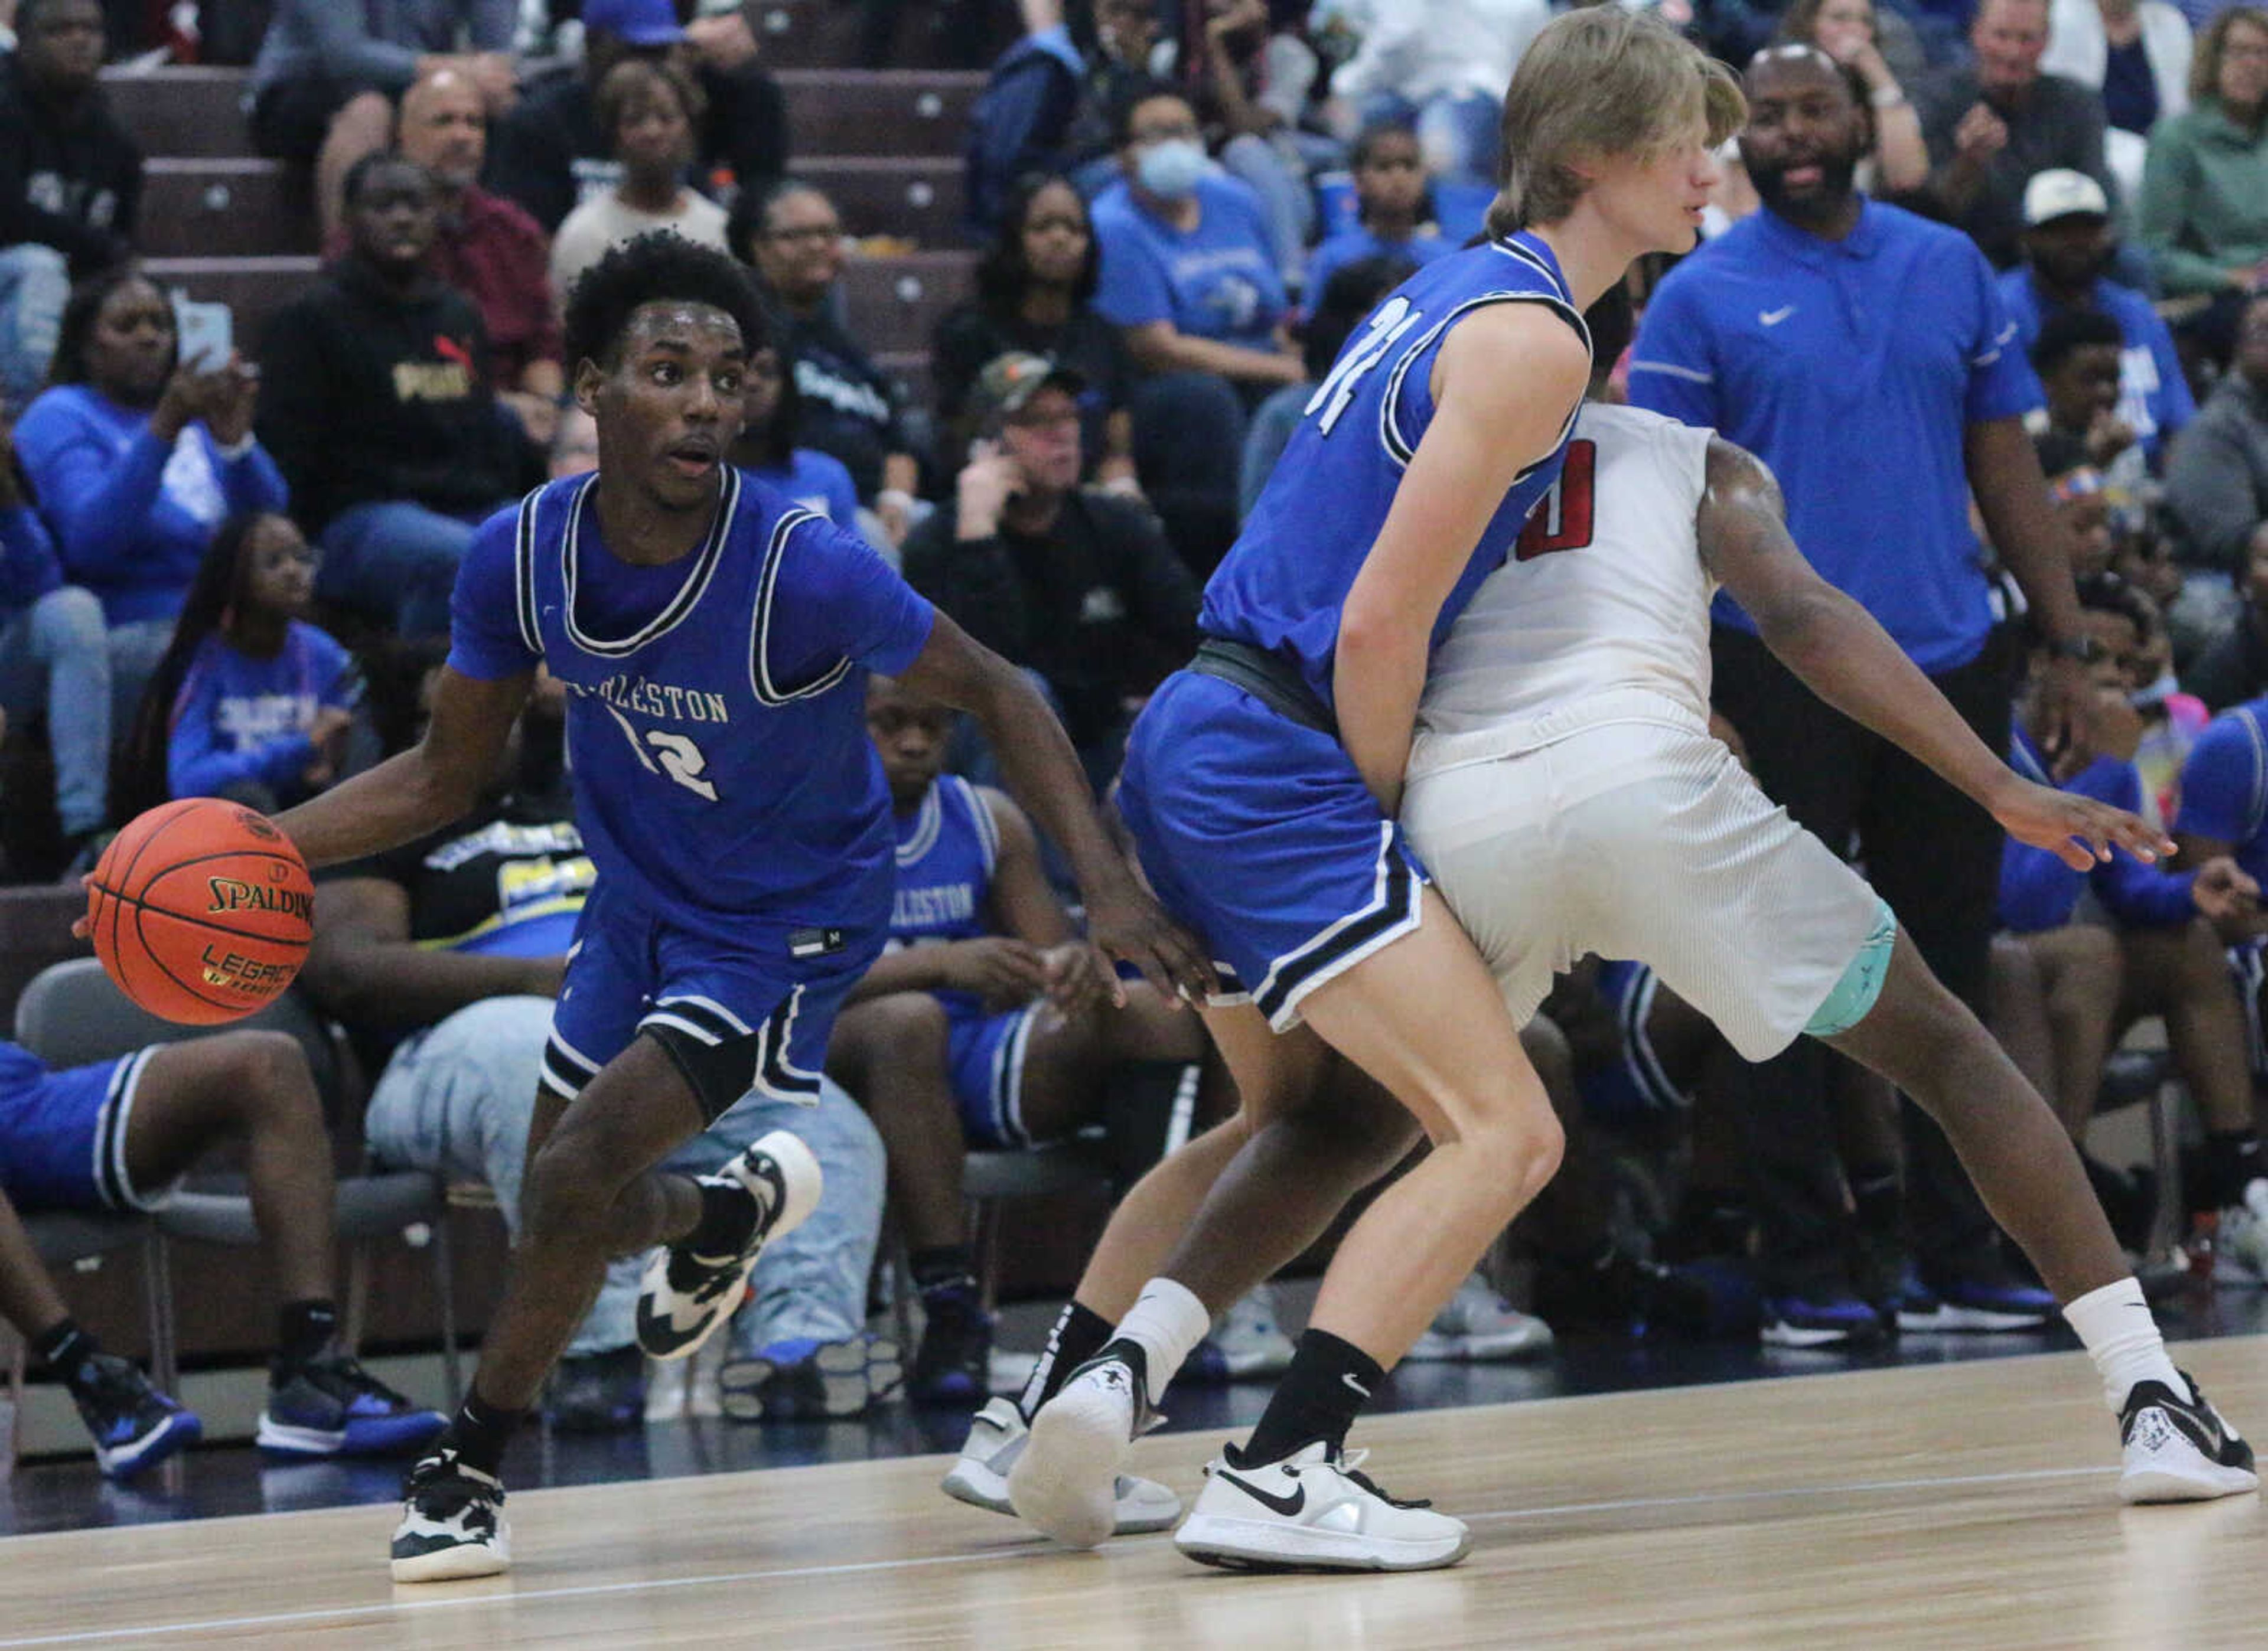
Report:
1241,253,1414,521
0,1032,447,1471
963,0,1161,234
1301,123,1450,307
14,269,286,735
1324,0,1549,186
0,1178,201,1478
549,59,726,309
1909,0,2115,269
2002,169,2195,469
899,353,1198,783
2181,522,2268,706
1092,81,1301,570
1775,0,1932,195
933,172,1136,490
2033,306,2149,488
732,181,921,546
1194,0,1340,291
301,666,890,1425
730,335,861,530
2043,0,2194,195
2136,6,2268,358
1995,629,2265,1259
248,0,517,242
122,513,359,820
390,68,564,449
485,0,789,236
2081,570,2208,824
0,0,139,404
0,414,107,870
2165,291,2268,618
829,674,1213,1405
257,155,530,639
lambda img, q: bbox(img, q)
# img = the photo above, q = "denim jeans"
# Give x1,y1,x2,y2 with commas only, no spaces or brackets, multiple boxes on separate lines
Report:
0,244,69,409
0,586,110,835
320,500,504,639
106,615,174,752
363,996,887,1359
1129,370,1248,577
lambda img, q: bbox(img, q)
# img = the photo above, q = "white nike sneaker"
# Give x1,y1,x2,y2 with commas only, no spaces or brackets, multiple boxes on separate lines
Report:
2117,1373,2258,1503
1405,1274,1555,1362
1174,1440,1470,1572
637,1131,823,1361
1008,1346,1157,1549
943,1397,1180,1532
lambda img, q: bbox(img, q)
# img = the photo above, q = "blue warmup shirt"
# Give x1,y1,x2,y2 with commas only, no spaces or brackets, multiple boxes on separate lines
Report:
747,449,861,531
1302,225,1451,308
167,620,356,805
1997,723,2197,932
1204,231,1588,713
12,385,289,625
1630,200,2042,674
448,469,935,947
1996,269,2195,466
888,773,1001,1018
1091,173,1287,350
2177,696,2268,890
0,505,63,622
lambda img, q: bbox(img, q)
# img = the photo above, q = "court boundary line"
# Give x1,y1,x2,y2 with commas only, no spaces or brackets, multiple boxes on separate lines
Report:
0,1462,2128,1647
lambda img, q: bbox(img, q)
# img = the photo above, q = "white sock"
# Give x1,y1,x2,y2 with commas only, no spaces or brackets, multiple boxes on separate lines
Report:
2062,1277,2188,1414
1110,1278,1212,1407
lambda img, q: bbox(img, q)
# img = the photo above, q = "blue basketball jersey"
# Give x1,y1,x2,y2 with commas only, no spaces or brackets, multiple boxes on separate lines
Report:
448,469,936,948
1201,231,1590,712
888,775,1001,949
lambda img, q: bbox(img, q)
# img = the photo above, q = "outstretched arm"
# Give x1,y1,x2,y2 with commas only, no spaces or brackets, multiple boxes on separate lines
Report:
1700,437,2168,872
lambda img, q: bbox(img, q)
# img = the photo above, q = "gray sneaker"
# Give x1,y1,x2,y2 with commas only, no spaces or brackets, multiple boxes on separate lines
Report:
1405,1274,1555,1362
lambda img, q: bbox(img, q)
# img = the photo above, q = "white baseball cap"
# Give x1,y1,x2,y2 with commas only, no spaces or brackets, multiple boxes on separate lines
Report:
2023,169,2110,227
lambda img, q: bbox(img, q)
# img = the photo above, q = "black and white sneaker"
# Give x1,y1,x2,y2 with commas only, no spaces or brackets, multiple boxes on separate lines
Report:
2118,1373,2258,1503
636,1130,822,1361
943,1396,1180,1532
389,1446,509,1582
1175,1440,1470,1572
1007,1345,1162,1550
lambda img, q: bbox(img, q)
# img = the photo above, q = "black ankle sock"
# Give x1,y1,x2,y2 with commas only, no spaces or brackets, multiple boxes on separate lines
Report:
1237,1329,1384,1466
449,1389,526,1478
1849,1167,1901,1236
275,1299,338,1374
685,1176,760,1261
31,1319,98,1389
2202,1131,2264,1210
912,1245,975,1297
1018,1300,1114,1421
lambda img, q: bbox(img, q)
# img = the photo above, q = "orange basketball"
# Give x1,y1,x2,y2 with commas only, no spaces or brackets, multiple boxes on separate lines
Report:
85,799,315,1025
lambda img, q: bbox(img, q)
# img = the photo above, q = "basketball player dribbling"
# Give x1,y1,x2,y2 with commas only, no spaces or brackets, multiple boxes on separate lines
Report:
252,234,1209,1581
1000,11,1755,1572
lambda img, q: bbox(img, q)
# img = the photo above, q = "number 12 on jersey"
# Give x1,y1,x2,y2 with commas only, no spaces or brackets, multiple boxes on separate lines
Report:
1516,439,1596,560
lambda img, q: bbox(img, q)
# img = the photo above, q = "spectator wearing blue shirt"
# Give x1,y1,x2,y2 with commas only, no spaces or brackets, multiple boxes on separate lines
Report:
1091,81,1302,573
2000,169,2195,469
14,269,291,739
1630,47,2098,1342
0,416,109,867
1299,123,1451,313
125,513,359,823
729,337,862,532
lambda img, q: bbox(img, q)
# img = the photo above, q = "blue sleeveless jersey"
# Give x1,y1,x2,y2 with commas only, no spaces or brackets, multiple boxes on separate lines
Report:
888,775,1000,949
1201,231,1589,711
447,468,936,948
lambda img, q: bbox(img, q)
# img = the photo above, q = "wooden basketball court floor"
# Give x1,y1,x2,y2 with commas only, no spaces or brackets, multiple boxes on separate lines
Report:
1,1339,2260,1649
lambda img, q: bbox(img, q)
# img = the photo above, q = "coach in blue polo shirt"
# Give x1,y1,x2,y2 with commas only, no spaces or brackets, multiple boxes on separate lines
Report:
1999,169,2195,469
1631,45,2103,1348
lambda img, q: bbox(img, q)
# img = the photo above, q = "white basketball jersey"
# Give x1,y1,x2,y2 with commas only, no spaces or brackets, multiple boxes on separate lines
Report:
1410,400,1717,781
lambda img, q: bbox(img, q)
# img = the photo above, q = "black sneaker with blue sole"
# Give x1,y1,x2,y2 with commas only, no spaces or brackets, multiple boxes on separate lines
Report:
73,1353,202,1480
259,1354,448,1457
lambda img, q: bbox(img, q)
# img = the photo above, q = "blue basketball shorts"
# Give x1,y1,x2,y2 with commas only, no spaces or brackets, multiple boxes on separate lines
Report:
1116,670,1428,1032
543,881,882,1118
1575,961,1691,1126
944,999,1045,1149
0,1042,169,1213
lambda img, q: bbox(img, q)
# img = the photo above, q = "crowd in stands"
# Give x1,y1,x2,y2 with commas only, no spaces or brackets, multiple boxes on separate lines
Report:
8,0,2268,1475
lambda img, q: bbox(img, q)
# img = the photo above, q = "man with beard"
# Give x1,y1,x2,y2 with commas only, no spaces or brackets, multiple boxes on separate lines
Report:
1630,45,2101,1350
2000,168,2193,471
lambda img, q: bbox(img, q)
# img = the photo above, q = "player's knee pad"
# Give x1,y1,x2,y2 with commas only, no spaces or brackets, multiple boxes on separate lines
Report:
1805,902,1899,1039
641,1021,768,1125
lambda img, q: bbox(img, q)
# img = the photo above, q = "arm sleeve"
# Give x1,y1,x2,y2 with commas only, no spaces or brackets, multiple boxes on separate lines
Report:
1997,834,2084,932
1093,218,1174,329
966,54,1075,231
1625,276,1722,430
216,434,292,517
756,512,937,696
2163,411,2263,570
0,504,63,610
2177,714,2267,844
2136,122,2230,296
11,402,171,582
1961,242,2047,424
445,507,542,681
165,655,320,800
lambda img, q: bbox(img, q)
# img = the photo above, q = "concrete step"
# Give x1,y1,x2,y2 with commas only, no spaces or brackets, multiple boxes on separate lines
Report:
836,249,973,359
136,157,314,258
794,155,964,245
